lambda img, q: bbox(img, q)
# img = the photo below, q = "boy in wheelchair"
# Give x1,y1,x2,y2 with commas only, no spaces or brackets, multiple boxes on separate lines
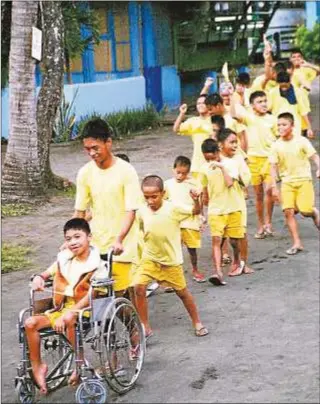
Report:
24,218,106,394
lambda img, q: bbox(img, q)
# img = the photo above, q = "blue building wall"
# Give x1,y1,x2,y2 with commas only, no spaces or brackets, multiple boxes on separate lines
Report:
305,1,320,30
1,77,146,139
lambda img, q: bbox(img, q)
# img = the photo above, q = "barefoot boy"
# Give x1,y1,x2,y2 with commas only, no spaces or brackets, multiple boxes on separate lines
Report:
269,112,320,255
24,218,105,394
133,175,208,338
164,156,206,283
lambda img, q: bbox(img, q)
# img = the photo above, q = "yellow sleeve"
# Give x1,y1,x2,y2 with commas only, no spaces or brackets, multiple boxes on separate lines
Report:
296,89,311,116
238,159,251,187
75,166,92,211
172,204,193,223
47,261,58,277
178,118,194,136
302,138,317,158
304,67,317,84
269,143,279,164
123,165,141,211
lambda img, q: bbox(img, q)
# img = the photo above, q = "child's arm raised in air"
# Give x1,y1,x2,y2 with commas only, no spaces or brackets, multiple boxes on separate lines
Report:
200,77,215,96
230,94,247,122
301,60,320,76
173,104,188,133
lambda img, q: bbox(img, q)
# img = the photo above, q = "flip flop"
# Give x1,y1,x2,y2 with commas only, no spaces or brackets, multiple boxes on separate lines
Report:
286,247,303,255
192,274,207,283
222,255,232,266
164,287,175,293
254,231,266,239
146,282,159,297
263,226,274,237
195,327,209,337
208,275,226,286
228,261,245,277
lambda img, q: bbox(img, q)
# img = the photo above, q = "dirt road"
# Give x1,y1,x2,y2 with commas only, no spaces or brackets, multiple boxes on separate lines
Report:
2,81,319,403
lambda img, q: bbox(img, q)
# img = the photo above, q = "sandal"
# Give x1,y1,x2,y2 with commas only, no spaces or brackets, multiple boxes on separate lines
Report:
254,231,266,239
195,327,209,337
222,255,232,266
192,273,207,283
286,246,303,255
263,226,274,237
208,275,226,286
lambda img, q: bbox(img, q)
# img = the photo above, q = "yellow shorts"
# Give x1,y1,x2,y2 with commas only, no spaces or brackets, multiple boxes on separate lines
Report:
112,262,132,292
281,181,314,213
208,211,244,238
248,156,272,186
44,297,89,328
181,228,201,249
133,259,186,291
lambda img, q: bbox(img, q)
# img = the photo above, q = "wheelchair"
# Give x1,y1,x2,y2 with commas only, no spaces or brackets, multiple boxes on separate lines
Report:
15,250,146,403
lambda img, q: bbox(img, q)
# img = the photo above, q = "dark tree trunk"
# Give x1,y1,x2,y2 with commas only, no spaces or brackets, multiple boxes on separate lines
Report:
36,1,65,189
2,1,44,204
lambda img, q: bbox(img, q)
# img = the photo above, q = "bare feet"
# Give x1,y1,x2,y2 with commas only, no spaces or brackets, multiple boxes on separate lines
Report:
32,362,48,394
68,369,80,387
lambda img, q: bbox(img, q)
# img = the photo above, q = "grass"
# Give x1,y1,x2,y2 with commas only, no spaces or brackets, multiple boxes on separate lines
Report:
51,183,76,198
1,243,33,274
74,104,161,140
1,203,33,217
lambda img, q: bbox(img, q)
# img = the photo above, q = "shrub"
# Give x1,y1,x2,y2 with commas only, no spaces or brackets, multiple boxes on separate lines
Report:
296,23,320,63
52,89,78,143
74,104,160,139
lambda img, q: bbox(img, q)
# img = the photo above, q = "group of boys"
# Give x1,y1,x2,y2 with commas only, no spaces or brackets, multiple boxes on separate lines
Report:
25,46,319,395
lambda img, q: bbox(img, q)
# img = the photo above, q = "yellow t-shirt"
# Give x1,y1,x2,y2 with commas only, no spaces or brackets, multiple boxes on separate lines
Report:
137,201,194,266
164,177,201,231
178,116,212,173
293,67,317,89
75,158,140,261
269,136,316,183
251,75,278,93
199,158,242,215
267,85,310,136
241,109,278,157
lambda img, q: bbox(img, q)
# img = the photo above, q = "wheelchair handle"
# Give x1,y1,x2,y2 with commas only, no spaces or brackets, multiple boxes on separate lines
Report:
100,248,113,278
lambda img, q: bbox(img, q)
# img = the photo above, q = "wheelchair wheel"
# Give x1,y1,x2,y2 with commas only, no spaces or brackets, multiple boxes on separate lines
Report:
100,298,145,394
15,380,36,404
75,379,108,403
40,332,74,391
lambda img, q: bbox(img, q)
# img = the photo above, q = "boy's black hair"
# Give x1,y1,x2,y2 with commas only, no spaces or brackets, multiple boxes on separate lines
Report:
141,175,164,192
291,49,303,57
205,93,223,106
217,128,237,143
249,90,266,104
63,218,91,235
201,138,220,154
273,62,286,74
115,153,130,162
278,112,295,124
236,72,250,85
174,155,191,169
276,71,290,84
211,114,225,129
82,118,114,141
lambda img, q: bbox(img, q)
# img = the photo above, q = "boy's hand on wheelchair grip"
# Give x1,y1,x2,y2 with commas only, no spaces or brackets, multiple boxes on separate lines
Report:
32,276,45,291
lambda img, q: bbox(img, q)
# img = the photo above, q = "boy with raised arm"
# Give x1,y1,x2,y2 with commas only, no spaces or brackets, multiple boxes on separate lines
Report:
133,175,208,338
269,112,320,255
173,98,212,179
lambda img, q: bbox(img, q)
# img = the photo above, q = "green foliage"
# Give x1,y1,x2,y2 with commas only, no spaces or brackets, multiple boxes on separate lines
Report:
296,23,320,63
1,243,33,273
52,182,76,198
74,104,161,139
52,88,78,143
1,204,33,217
62,2,101,60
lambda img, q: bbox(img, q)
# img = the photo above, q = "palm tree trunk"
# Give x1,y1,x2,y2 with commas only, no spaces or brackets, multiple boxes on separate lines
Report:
2,0,44,204
36,1,65,188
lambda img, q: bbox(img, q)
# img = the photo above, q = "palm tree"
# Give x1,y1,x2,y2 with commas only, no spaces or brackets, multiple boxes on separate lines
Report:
1,0,44,204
